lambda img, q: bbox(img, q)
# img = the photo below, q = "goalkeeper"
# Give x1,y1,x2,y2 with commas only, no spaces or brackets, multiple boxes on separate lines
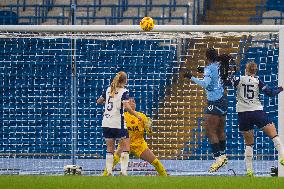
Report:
103,98,167,176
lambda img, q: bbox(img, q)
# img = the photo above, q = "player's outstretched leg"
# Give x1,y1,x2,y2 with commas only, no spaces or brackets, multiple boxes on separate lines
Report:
140,148,167,176
208,154,228,173
262,123,284,166
151,158,167,176
272,135,284,166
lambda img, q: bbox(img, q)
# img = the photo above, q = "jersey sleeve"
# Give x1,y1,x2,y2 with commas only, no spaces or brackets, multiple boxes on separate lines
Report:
259,80,284,97
121,90,130,102
140,113,148,128
191,68,212,88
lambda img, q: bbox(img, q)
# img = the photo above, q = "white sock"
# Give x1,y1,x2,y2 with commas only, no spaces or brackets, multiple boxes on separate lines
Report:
245,145,253,171
106,153,114,175
120,152,129,175
272,136,284,158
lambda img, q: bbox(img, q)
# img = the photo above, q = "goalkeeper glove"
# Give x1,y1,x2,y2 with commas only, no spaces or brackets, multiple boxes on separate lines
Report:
197,66,204,73
144,117,153,134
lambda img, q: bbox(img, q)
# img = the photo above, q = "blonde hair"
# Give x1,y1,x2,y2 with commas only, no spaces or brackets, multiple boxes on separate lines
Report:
110,71,127,97
246,62,258,75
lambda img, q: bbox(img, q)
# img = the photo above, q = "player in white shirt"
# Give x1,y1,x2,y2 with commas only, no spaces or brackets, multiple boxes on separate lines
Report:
232,62,284,176
97,71,142,176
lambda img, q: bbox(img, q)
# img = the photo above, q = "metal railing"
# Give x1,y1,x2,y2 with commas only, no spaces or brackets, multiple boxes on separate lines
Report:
2,3,191,25
192,0,208,25
250,4,284,25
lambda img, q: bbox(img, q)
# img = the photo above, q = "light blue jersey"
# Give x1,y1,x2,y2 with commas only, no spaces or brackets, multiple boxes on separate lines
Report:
191,62,224,101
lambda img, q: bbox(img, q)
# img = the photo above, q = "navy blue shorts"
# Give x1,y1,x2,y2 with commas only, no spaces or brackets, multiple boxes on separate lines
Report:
102,127,129,139
204,95,228,116
238,110,272,132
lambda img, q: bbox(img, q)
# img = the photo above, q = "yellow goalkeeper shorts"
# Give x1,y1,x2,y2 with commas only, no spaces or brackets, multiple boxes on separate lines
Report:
130,140,148,158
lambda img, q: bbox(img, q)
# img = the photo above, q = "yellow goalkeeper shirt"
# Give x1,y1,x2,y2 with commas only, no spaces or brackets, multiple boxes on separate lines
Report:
124,112,148,144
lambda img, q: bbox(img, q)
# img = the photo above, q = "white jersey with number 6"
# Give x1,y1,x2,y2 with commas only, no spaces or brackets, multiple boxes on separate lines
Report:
236,75,263,112
101,87,129,129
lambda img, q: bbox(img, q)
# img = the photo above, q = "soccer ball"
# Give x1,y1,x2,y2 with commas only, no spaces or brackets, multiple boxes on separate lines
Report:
140,17,155,31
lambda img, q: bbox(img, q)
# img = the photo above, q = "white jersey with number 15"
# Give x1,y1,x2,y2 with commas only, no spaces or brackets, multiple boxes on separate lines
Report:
236,75,263,112
101,87,129,129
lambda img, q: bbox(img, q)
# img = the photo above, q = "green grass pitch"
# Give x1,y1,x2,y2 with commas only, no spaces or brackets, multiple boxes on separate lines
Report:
1,176,284,189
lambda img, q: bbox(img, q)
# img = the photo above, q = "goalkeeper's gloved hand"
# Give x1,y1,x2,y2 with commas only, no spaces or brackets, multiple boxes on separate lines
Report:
144,117,153,134
184,70,192,80
197,66,204,73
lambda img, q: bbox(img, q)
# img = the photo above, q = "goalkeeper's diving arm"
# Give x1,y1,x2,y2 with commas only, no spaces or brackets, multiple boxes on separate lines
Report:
144,117,153,134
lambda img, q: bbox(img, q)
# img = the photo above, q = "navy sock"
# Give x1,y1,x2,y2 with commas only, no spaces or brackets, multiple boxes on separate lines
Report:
219,140,226,155
211,143,221,158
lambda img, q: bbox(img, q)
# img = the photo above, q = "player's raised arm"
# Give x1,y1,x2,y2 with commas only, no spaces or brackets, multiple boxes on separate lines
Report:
191,70,212,88
144,117,153,134
96,91,106,104
259,80,283,97
123,101,142,121
183,67,212,89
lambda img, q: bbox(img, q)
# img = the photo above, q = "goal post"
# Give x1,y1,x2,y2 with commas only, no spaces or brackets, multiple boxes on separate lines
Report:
278,27,284,177
0,25,283,176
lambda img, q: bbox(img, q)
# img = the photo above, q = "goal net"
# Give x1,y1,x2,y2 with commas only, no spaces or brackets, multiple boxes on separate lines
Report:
0,26,283,176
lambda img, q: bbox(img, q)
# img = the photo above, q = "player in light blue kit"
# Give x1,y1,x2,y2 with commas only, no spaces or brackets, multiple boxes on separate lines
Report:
184,48,228,172
231,62,284,176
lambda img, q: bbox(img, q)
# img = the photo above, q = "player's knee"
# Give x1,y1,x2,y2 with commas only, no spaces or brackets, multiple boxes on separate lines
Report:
120,140,130,151
263,123,275,129
107,148,115,154
262,123,277,139
121,151,129,158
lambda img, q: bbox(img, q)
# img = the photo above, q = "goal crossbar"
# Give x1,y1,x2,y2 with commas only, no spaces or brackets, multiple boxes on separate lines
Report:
0,25,283,32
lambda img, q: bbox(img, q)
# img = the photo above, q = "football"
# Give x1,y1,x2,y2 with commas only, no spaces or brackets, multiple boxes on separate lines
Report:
140,17,155,31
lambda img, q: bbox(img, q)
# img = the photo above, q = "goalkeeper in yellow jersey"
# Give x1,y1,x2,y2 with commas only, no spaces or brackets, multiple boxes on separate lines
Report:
103,98,167,176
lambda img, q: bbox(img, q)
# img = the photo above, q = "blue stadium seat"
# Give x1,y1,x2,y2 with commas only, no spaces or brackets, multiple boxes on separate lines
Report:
0,11,18,25
266,0,284,11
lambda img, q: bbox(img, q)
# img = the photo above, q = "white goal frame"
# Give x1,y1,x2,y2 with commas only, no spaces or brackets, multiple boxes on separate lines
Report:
0,25,283,176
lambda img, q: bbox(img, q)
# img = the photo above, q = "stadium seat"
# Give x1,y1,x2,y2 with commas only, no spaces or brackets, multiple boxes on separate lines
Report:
0,10,18,25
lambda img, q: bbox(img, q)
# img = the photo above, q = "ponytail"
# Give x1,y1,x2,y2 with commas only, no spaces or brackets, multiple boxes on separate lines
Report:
217,54,231,82
110,71,127,97
206,48,218,62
